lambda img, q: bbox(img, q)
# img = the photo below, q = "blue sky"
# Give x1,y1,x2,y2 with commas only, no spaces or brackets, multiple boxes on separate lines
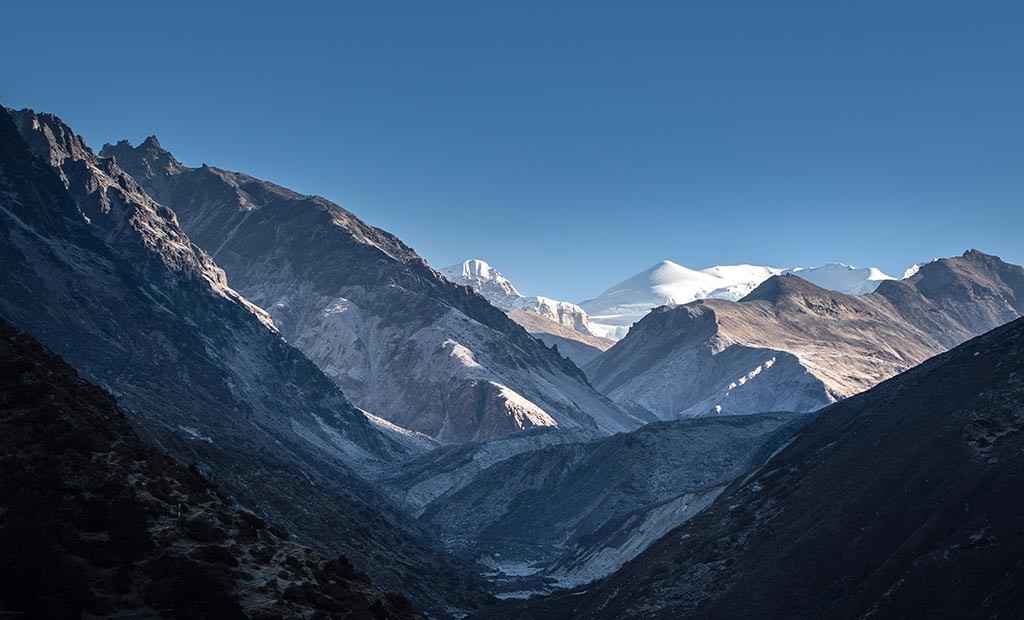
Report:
2,1,1022,301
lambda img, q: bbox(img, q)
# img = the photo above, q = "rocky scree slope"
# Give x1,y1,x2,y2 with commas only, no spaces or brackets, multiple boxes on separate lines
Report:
0,107,487,617
0,319,421,620
418,412,815,590
587,252,1024,420
103,139,637,443
475,317,1024,619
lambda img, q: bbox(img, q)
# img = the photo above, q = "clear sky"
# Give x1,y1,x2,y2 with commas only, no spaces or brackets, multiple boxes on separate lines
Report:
2,1,1022,301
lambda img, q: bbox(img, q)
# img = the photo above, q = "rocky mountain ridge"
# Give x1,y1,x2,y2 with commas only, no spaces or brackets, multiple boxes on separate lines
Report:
441,259,613,367
103,139,639,443
586,250,1024,420
580,260,896,340
441,259,597,335
0,106,487,616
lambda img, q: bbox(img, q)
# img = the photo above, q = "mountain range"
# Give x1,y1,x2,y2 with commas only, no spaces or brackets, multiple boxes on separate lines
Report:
586,251,1024,420
443,258,899,343
101,139,640,444
2,102,1022,619
581,260,896,339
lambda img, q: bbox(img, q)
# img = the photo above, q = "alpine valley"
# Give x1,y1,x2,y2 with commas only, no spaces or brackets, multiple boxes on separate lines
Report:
1,104,1022,620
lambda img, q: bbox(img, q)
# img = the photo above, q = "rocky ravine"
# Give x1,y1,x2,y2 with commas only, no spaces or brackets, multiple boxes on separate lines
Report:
587,251,1024,420
103,139,640,443
415,412,815,595
474,317,1024,619
0,319,422,620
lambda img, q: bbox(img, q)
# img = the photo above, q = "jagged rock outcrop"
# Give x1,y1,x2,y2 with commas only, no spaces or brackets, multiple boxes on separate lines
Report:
102,140,639,443
473,317,1024,619
0,319,421,619
586,251,1024,419
0,107,487,616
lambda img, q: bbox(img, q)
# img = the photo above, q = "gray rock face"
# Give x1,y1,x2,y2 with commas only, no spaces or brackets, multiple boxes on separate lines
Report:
415,412,814,592
0,108,487,616
475,317,1024,620
379,427,597,512
586,252,1024,420
103,139,639,443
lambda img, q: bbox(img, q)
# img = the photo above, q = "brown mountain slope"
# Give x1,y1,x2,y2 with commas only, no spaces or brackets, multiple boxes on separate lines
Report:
586,251,1024,419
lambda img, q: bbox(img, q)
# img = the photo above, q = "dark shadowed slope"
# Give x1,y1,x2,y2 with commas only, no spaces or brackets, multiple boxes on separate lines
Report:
102,137,638,442
475,317,1024,619
0,319,421,619
0,107,487,616
587,252,1024,420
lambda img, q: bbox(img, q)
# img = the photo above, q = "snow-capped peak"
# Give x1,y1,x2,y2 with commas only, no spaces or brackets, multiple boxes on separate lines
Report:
453,259,521,294
902,258,941,280
782,264,895,296
443,259,522,303
581,260,897,340
579,261,785,339
445,257,900,342
442,259,597,336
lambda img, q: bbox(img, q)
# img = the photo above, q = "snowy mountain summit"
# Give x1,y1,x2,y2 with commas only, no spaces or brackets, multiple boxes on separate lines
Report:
442,259,596,336
785,263,896,296
445,258,897,342
581,261,897,340
580,261,783,339
446,259,523,301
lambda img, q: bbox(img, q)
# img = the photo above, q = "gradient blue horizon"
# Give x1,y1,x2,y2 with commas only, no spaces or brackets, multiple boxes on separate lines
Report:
2,1,1021,301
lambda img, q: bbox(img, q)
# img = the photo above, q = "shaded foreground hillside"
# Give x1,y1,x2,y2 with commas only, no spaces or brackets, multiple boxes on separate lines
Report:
475,317,1024,619
0,319,421,619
